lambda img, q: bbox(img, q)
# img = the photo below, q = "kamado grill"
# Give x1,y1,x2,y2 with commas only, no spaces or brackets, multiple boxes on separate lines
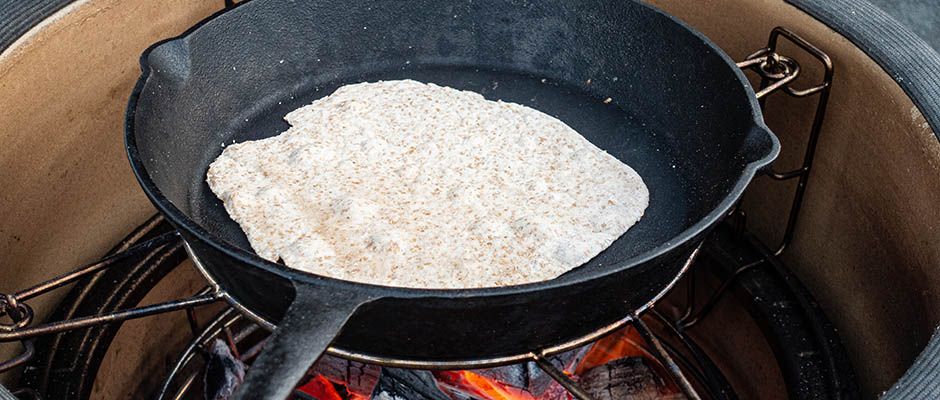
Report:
2,0,939,399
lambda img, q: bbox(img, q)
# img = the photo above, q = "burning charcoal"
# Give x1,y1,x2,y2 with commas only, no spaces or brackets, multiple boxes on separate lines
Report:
370,392,405,400
539,381,574,400
562,344,598,372
203,339,247,400
579,357,684,400
527,346,594,396
433,370,546,400
309,354,381,396
519,362,557,398
370,368,450,400
466,347,590,397
469,364,528,390
295,375,347,400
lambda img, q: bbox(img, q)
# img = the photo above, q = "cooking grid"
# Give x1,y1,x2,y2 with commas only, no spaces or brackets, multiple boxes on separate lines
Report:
1,27,832,400
153,266,711,400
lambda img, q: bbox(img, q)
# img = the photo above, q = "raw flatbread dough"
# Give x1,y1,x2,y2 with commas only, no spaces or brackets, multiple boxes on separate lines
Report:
206,80,648,288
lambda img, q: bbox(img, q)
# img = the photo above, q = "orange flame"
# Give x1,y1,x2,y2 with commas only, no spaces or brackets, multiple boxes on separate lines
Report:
297,325,678,399
430,326,679,399
574,326,654,376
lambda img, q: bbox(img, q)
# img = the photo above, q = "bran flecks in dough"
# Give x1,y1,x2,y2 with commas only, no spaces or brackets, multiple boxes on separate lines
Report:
207,80,648,288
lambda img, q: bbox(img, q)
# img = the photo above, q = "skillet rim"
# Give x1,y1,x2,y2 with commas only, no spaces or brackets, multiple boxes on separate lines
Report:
124,0,780,298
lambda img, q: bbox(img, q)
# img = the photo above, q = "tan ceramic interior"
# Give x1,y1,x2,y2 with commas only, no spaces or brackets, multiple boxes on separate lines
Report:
648,1,940,396
0,0,222,387
1,0,938,397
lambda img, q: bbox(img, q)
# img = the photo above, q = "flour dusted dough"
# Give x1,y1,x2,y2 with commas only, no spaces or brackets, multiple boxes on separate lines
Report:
206,80,648,288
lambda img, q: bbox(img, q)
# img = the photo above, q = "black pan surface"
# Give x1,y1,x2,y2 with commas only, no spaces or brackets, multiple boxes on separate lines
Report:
125,0,778,398
192,65,692,278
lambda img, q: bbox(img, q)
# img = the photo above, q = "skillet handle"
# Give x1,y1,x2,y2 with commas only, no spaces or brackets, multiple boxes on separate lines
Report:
231,281,375,400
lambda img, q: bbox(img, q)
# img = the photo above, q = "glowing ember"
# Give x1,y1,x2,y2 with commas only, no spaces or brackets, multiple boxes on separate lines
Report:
296,374,369,400
433,370,539,400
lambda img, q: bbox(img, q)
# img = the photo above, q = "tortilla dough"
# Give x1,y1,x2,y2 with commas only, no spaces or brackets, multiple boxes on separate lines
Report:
206,80,648,288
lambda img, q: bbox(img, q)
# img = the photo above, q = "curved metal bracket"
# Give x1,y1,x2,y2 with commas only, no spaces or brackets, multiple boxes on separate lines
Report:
736,27,834,256
0,230,223,374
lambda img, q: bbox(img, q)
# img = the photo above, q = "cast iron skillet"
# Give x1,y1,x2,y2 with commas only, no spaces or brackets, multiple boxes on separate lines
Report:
125,0,779,398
